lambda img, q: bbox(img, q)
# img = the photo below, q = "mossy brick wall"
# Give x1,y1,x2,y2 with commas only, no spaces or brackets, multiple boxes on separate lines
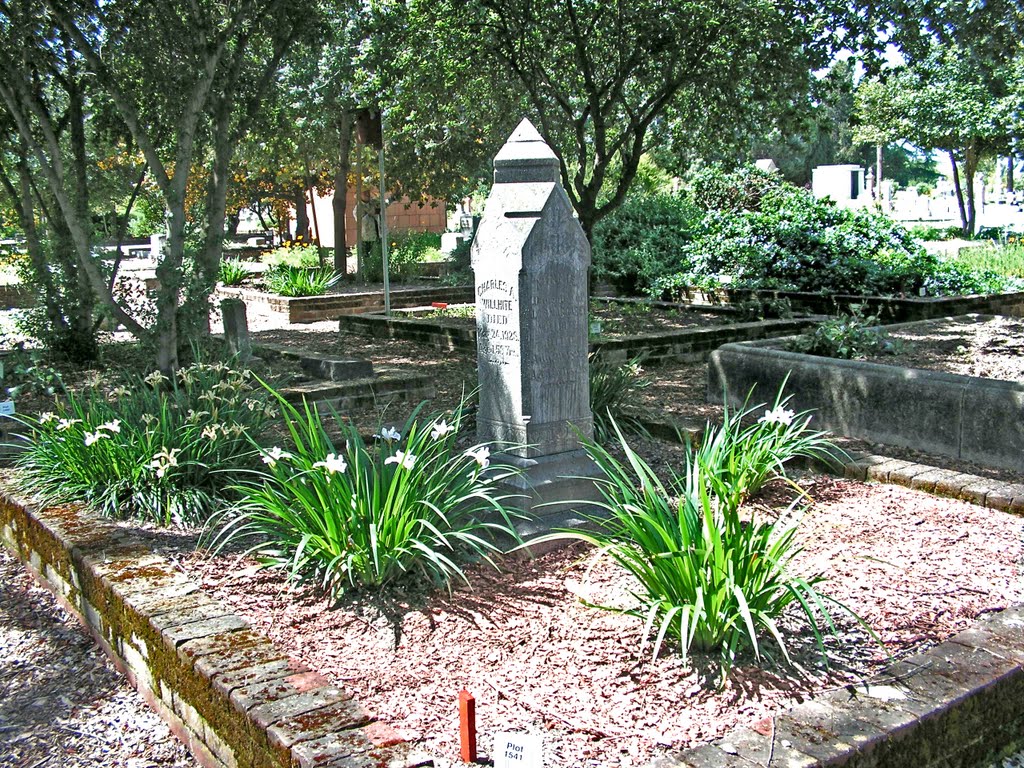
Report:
0,487,414,768
216,286,474,324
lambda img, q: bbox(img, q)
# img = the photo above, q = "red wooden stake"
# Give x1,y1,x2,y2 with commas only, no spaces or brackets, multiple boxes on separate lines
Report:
459,689,477,763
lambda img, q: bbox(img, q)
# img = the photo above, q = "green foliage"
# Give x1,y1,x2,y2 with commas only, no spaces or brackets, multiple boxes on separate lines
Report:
1,349,66,400
426,304,475,320
951,244,1024,280
440,237,474,285
684,164,784,213
633,165,1020,300
362,230,440,282
787,306,898,359
262,243,321,269
530,389,856,675
211,393,524,597
265,264,341,297
16,362,273,525
218,259,249,286
589,352,651,442
591,193,700,295
732,295,794,321
907,224,964,241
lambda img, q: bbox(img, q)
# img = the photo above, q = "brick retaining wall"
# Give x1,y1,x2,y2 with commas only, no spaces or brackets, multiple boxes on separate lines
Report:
216,286,474,324
0,485,420,768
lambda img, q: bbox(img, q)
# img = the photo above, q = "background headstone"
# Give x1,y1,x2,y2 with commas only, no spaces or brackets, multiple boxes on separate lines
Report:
220,298,251,362
472,118,598,533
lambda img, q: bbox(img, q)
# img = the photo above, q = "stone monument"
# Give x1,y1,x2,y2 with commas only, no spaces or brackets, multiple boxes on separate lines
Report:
471,118,598,533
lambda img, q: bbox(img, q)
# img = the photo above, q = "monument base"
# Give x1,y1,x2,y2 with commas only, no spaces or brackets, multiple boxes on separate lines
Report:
492,449,604,544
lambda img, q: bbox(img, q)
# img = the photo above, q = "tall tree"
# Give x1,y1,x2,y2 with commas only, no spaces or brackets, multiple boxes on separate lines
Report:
855,46,1017,234
0,1,149,360
38,0,318,371
400,0,849,240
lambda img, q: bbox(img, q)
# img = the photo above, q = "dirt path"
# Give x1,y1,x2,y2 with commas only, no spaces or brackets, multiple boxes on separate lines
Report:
0,548,196,768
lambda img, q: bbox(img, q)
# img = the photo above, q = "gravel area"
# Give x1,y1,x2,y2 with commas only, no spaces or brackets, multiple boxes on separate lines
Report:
0,547,196,768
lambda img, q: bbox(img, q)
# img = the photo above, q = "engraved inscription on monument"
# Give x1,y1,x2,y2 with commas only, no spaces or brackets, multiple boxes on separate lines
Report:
476,277,520,366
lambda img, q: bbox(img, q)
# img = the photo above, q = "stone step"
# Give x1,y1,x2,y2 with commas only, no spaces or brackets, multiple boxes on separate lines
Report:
279,367,434,412
296,354,374,382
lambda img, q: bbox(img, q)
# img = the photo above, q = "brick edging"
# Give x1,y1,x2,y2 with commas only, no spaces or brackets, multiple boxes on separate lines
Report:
0,486,426,768
669,608,1024,766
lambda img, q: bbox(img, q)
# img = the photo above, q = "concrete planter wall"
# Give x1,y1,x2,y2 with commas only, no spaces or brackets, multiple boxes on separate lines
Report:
339,312,822,363
708,321,1024,472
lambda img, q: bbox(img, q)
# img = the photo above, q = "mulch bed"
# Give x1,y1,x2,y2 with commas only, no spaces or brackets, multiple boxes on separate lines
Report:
862,314,1024,381
177,475,1022,768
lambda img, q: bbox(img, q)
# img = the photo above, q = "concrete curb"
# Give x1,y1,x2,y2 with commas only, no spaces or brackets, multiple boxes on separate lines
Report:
0,486,426,768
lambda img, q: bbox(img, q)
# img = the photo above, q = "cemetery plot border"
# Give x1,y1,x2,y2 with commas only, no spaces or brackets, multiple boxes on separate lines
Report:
709,315,1024,473
339,309,821,364
215,284,474,324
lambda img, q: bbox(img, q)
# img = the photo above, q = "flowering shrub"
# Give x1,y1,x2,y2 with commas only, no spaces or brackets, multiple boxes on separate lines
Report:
211,394,524,597
596,165,1018,299
531,385,862,676
16,362,273,525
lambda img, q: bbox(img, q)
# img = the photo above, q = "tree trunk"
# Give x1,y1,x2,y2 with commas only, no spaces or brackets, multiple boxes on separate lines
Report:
294,188,310,241
332,108,353,275
949,151,969,236
1008,157,1016,194
181,101,235,345
964,145,979,237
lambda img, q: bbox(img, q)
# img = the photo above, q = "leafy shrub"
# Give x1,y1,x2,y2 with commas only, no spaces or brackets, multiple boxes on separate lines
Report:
218,258,249,286
262,243,321,269
16,362,273,525
908,224,963,242
625,165,1020,300
787,306,898,359
2,349,65,399
265,264,341,297
363,230,441,282
211,394,524,597
531,388,858,675
591,193,701,295
684,164,783,213
589,352,650,441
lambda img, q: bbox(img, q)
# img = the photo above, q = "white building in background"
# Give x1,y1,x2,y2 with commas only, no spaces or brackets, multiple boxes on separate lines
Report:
812,164,868,209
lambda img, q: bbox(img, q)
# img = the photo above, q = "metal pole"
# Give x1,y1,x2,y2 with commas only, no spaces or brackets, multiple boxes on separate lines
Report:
355,146,364,282
378,112,390,316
